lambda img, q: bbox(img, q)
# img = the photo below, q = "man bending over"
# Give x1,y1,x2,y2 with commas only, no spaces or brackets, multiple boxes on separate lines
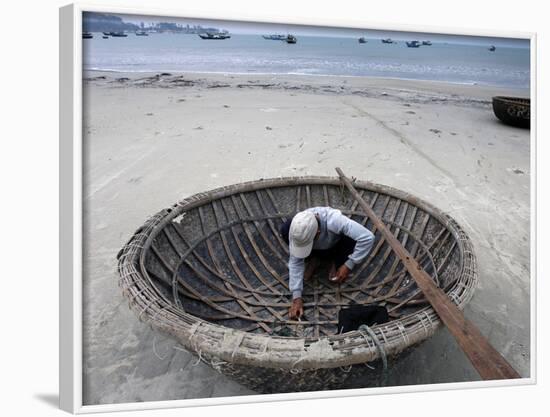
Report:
279,207,375,320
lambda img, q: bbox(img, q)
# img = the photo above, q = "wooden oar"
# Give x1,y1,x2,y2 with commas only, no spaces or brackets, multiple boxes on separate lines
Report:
335,167,520,380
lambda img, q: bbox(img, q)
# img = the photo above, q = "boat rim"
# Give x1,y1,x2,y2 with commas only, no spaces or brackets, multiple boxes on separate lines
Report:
492,96,530,105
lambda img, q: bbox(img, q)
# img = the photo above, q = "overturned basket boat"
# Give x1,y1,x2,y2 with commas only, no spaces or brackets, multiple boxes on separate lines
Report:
117,176,477,393
492,96,530,128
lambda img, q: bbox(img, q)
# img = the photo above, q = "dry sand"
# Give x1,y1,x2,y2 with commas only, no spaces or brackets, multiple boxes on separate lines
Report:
82,71,530,405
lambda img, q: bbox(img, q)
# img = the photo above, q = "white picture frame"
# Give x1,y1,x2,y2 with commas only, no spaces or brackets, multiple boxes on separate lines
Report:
60,2,537,413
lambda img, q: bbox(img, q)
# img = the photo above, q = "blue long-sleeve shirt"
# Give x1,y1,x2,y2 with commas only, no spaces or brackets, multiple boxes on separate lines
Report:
289,207,375,299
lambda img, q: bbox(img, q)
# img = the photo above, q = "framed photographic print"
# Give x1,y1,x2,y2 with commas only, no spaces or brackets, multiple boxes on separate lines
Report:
60,2,536,413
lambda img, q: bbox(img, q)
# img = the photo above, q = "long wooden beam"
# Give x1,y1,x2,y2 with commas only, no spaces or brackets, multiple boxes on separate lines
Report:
335,167,520,380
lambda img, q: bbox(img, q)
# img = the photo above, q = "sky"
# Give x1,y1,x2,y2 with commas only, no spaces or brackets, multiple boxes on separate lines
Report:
117,13,530,48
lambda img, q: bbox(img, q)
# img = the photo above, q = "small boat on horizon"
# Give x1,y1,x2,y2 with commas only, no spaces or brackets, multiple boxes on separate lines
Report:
406,40,421,48
262,34,286,40
82,32,93,39
102,35,109,39
110,32,128,37
136,30,149,36
199,32,231,40
358,37,367,44
489,45,496,51
381,38,395,44
422,40,432,46
286,34,297,44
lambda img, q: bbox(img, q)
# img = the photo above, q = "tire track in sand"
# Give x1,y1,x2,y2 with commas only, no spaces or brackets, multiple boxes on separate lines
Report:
343,100,460,186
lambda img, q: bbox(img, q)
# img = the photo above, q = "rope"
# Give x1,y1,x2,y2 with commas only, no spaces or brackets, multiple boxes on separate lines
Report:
424,310,434,327
152,336,169,360
449,292,460,305
210,358,229,372
396,322,409,345
173,342,205,367
416,313,430,336
138,298,158,320
191,349,204,366
188,322,201,341
173,345,188,354
231,333,245,359
339,364,353,373
378,327,389,344
257,338,270,359
359,325,388,387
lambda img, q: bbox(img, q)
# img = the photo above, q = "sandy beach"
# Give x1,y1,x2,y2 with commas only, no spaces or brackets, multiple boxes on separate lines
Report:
82,71,530,405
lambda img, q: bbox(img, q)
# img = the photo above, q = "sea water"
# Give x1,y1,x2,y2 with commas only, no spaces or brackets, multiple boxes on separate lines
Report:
83,34,530,89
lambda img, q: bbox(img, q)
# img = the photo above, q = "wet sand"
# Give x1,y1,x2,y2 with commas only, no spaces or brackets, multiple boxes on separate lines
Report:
82,71,530,404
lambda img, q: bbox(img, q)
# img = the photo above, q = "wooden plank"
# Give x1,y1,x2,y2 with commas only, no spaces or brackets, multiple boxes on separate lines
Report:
336,167,520,380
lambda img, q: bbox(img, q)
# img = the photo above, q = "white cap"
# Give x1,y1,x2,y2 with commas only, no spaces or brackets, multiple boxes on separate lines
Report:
289,211,318,258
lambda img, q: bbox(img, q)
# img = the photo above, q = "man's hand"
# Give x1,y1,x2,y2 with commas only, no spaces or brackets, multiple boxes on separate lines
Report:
332,265,351,284
289,298,304,320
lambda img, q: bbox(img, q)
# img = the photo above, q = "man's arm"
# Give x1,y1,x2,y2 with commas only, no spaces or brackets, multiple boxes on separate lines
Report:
288,255,305,299
288,255,305,319
329,211,375,270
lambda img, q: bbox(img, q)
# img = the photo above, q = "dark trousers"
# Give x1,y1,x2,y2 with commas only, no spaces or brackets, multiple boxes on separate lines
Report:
279,218,356,268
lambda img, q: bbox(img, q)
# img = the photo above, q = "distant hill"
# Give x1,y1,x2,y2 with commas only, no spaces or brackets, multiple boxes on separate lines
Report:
83,12,139,32
83,12,223,34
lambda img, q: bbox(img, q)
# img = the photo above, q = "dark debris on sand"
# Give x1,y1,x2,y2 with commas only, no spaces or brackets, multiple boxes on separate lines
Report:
85,73,493,109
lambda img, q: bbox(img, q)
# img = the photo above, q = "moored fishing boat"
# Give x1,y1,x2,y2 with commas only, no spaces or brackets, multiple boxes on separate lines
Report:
199,32,231,40
117,176,477,393
263,34,286,40
406,40,421,48
286,34,297,44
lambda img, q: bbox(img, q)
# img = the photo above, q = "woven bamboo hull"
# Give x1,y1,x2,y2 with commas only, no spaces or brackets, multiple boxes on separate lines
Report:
117,176,477,392
492,96,530,128
215,356,387,393
211,342,424,393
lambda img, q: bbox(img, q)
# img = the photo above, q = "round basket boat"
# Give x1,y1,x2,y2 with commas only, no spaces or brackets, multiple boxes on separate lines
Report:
492,96,530,128
117,176,477,393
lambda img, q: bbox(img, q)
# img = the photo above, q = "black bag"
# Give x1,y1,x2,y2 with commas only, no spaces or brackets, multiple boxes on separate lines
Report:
337,305,389,334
